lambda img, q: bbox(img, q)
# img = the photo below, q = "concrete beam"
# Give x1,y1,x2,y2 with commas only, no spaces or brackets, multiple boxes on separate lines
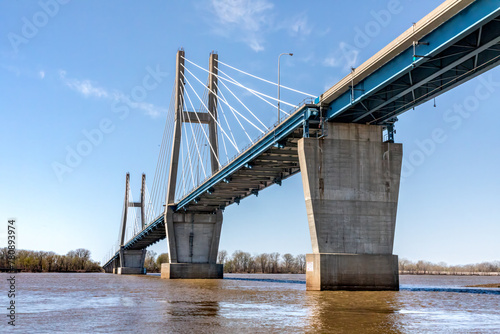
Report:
183,111,211,124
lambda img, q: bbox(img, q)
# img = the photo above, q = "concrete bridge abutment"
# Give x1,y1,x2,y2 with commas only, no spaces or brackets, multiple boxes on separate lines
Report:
161,207,223,279
298,123,402,291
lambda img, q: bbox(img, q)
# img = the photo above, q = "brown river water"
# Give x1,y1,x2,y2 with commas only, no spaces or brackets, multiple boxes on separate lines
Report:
2,273,500,333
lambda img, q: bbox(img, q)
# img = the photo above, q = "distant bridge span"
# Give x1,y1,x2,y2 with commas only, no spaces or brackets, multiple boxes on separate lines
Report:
103,0,500,290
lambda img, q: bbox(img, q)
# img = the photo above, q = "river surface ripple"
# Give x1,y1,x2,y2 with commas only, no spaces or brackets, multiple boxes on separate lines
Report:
1,273,500,333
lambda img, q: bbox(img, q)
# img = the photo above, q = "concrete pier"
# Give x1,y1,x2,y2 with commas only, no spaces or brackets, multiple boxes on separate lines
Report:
161,207,223,279
298,123,402,290
116,249,147,275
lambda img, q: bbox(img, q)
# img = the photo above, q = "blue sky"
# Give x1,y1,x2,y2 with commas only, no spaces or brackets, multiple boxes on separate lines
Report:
1,0,499,266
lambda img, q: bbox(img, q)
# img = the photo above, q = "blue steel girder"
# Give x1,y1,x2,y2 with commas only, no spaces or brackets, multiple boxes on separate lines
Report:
323,0,500,125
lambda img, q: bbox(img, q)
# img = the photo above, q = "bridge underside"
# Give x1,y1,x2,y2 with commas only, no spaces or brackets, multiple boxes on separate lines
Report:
181,129,307,213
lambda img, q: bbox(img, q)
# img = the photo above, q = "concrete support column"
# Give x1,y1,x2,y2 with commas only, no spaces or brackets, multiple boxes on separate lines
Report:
116,249,147,275
298,123,402,291
161,207,223,279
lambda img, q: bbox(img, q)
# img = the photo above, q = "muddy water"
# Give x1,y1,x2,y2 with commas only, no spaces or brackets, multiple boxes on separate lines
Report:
2,273,500,333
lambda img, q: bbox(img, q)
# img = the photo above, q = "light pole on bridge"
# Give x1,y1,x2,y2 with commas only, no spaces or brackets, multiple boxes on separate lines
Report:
278,52,293,125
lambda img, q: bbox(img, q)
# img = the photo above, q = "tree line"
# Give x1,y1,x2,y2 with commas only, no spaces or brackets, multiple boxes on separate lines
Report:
5,247,498,275
0,248,102,272
142,250,307,274
399,258,500,274
218,250,306,274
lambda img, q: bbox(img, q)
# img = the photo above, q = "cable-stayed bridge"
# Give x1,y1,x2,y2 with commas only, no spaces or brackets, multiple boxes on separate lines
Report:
103,0,500,290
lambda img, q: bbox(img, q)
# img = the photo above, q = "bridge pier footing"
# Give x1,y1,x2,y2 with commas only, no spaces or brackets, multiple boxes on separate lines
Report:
161,263,223,279
298,123,402,291
161,208,223,279
116,249,147,275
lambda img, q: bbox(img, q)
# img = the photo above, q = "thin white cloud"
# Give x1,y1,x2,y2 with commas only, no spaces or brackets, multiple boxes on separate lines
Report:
203,1,316,52
1,64,21,76
288,15,312,37
322,42,359,71
323,56,340,68
39,70,45,79
59,70,109,98
58,70,166,118
209,0,274,52
339,41,359,70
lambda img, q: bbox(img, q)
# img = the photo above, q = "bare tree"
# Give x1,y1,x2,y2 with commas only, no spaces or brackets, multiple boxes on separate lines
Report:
296,254,306,273
144,250,158,273
255,253,269,273
282,253,295,273
217,250,228,264
269,252,280,273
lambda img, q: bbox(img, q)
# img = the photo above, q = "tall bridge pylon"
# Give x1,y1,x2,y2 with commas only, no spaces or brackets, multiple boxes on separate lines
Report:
163,50,224,278
113,173,147,274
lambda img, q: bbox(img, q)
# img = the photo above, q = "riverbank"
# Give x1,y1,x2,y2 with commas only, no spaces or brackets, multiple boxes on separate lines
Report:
399,271,500,276
466,283,500,288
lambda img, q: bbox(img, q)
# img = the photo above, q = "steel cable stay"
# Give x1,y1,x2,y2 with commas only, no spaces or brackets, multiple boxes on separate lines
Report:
129,190,141,236
144,184,154,226
216,67,295,114
180,65,244,150
182,56,275,128
150,86,176,217
181,56,279,127
215,95,229,164
214,81,251,146
178,93,207,199
214,58,316,97
150,86,174,207
181,71,239,153
213,69,269,129
215,66,293,117
178,96,198,200
181,63,262,142
183,55,315,99
181,87,208,181
182,86,211,176
182,61,272,133
156,94,177,213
